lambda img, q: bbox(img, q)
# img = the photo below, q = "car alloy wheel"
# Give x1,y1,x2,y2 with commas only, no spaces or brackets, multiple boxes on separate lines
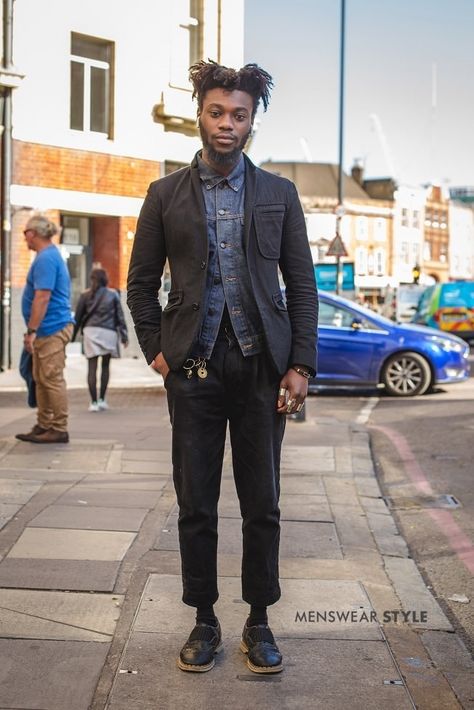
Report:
381,351,432,396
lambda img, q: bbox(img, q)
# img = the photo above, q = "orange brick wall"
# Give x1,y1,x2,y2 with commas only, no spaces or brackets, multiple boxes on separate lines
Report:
13,141,160,197
118,217,138,291
10,141,161,290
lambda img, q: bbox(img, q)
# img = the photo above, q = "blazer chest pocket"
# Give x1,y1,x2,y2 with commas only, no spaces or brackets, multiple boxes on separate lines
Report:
254,205,286,259
163,289,183,312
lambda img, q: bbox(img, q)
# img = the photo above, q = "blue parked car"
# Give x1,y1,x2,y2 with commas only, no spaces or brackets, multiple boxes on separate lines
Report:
311,291,470,396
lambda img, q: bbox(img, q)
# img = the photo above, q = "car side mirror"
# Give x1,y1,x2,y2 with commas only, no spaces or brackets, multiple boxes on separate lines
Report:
351,318,363,330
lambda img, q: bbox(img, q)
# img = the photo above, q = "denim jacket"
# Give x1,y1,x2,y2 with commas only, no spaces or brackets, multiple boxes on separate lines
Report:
193,154,263,359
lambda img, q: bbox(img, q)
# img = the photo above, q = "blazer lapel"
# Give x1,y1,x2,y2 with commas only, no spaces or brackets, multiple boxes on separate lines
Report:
190,154,208,257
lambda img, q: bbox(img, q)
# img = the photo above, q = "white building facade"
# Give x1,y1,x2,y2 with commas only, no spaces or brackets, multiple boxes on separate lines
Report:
7,0,244,360
448,202,474,281
391,185,425,285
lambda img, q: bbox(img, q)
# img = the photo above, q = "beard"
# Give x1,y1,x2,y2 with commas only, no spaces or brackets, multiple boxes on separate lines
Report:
199,120,251,166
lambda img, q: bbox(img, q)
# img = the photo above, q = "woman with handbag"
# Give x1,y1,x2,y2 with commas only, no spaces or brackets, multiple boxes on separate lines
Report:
73,267,128,411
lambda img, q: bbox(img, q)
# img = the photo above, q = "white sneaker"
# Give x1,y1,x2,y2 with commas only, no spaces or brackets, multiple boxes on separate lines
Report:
98,399,109,411
88,402,100,412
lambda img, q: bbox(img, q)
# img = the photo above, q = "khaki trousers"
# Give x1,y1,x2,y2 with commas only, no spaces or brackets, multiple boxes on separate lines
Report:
32,324,73,432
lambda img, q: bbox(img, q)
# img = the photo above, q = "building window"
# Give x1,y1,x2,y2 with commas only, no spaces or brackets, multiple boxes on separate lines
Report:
170,0,204,88
423,241,431,261
401,241,409,264
375,248,385,275
412,210,420,229
356,247,368,275
70,33,114,136
412,243,420,264
356,216,368,241
401,208,409,227
374,218,386,242
367,250,374,275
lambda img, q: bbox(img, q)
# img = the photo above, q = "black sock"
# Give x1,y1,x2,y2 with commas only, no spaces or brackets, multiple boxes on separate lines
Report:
196,605,218,626
247,605,268,626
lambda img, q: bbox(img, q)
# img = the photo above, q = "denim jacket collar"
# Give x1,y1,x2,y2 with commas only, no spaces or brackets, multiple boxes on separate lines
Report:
197,152,245,192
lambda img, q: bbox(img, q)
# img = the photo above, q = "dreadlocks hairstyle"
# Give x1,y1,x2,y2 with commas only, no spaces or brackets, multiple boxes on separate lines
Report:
189,60,274,117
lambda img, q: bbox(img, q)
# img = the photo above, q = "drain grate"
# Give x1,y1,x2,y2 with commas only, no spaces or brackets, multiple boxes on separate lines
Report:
383,494,461,510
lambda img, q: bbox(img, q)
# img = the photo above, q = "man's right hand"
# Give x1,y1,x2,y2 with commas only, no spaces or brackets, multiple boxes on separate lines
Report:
151,351,170,380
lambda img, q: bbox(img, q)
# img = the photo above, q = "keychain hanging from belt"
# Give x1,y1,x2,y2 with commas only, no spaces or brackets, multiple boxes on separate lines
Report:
183,357,208,379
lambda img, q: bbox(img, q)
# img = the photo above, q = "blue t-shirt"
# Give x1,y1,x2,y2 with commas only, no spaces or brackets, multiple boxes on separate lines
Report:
22,245,73,337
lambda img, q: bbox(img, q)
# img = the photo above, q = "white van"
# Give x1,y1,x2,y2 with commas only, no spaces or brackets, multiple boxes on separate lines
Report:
382,285,427,323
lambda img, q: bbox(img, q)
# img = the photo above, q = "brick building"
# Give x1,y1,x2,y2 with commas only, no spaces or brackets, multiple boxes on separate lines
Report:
422,185,450,283
261,161,393,305
2,0,244,363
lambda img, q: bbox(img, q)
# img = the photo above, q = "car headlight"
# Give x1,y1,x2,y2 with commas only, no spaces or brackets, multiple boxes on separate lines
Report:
429,335,465,353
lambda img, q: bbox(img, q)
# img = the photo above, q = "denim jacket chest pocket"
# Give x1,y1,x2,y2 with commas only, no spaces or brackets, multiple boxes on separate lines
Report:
254,204,286,259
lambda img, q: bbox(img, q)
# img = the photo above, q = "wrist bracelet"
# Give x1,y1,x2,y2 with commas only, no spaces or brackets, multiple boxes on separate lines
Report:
292,365,311,380
26,327,37,335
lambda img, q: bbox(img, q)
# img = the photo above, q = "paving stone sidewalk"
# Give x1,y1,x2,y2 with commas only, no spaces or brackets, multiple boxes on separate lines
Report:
0,375,471,710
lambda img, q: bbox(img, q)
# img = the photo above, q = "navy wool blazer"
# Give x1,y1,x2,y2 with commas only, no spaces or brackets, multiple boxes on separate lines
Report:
127,152,319,376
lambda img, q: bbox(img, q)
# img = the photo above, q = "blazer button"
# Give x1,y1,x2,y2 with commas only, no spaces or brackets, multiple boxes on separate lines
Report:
192,302,200,311
200,260,206,269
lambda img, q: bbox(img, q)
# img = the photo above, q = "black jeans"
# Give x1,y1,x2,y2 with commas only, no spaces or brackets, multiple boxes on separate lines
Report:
165,328,285,608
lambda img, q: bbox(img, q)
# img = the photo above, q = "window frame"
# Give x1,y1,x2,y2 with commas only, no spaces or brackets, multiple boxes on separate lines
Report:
70,33,114,138
169,0,204,90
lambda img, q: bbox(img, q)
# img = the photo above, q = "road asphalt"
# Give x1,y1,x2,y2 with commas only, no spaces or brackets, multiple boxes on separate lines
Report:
0,353,472,710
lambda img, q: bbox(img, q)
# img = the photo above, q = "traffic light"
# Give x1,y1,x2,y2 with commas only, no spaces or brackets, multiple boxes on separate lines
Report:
412,264,421,285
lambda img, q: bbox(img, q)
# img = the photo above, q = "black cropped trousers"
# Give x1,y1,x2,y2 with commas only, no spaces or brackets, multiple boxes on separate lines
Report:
165,327,285,608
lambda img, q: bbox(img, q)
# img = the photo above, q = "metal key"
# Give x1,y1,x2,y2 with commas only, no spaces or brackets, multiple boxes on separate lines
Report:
197,358,208,379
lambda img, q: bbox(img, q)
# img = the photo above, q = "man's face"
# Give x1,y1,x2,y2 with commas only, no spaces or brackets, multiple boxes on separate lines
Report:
23,229,37,251
198,88,254,167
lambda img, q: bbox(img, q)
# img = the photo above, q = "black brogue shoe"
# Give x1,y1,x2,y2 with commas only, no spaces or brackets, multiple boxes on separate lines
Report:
177,621,222,672
240,623,283,674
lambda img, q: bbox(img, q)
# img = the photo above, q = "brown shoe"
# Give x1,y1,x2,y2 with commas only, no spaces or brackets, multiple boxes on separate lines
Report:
28,429,70,444
15,425,48,441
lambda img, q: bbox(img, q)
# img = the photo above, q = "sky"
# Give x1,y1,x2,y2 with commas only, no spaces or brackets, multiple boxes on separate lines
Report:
244,0,474,188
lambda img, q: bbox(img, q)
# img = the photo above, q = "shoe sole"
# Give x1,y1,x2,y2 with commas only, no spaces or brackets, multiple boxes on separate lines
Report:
239,640,283,674
176,641,223,672
15,432,47,441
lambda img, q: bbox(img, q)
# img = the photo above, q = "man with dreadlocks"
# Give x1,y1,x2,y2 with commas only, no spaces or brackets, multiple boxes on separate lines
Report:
127,60,318,674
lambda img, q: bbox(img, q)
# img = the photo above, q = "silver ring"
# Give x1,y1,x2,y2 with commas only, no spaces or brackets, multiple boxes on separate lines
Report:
296,403,304,412
279,387,287,397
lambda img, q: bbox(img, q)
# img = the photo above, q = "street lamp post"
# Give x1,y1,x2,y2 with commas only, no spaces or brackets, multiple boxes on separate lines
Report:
0,0,23,370
335,0,346,295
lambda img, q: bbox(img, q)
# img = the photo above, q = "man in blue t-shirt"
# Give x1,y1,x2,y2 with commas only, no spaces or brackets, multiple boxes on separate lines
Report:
16,215,74,444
